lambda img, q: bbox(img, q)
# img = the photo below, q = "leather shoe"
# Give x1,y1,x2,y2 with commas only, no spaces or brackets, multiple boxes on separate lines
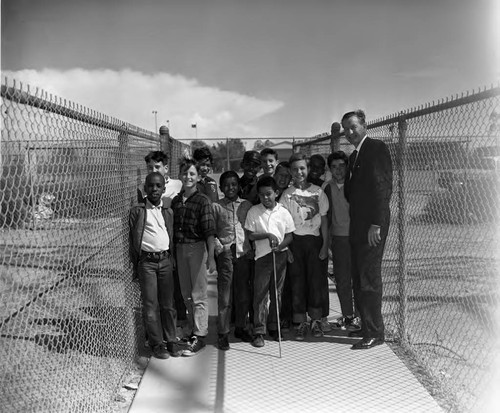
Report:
348,330,363,338
351,337,384,350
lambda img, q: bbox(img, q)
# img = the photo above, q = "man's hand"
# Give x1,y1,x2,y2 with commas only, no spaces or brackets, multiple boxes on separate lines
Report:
368,225,381,247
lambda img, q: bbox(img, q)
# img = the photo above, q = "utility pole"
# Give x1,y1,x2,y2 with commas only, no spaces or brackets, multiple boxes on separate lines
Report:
152,110,158,133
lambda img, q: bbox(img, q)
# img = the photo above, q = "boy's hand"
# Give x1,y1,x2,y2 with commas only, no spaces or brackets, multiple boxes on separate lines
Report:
286,249,294,263
319,245,329,260
268,234,279,250
207,256,217,274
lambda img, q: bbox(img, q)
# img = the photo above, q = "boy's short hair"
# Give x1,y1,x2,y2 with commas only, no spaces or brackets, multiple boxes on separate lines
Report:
288,152,308,165
193,146,213,163
178,157,199,173
242,150,262,165
260,147,278,160
256,175,278,191
327,151,348,167
219,170,240,187
310,154,326,167
145,151,169,164
275,161,290,173
145,171,166,185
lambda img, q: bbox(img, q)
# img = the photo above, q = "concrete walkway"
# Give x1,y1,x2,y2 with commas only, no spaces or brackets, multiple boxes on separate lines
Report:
129,277,443,413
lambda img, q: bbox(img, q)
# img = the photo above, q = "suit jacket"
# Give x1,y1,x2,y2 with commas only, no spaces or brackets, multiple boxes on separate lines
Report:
344,137,393,244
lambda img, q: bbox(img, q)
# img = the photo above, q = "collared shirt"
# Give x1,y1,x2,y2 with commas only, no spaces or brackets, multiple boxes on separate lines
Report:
245,203,295,261
323,180,350,236
353,135,368,162
213,197,252,258
141,199,170,252
280,184,329,237
197,176,219,203
171,189,216,243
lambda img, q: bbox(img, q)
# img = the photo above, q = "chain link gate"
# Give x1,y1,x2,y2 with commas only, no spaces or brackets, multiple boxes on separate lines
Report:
0,78,188,412
294,85,500,412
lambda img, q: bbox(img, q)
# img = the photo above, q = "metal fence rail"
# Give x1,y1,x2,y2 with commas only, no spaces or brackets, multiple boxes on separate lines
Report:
294,85,500,412
0,78,188,412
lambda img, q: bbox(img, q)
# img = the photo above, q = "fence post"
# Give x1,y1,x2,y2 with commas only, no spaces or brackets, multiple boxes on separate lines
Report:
397,115,408,347
330,122,341,152
226,138,230,171
159,125,173,175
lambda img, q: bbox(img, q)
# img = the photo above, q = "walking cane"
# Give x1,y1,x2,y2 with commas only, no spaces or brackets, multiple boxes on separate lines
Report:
272,250,282,358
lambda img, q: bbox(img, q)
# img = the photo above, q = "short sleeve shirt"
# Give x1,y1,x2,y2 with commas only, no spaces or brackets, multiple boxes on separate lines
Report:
244,203,295,260
280,184,329,236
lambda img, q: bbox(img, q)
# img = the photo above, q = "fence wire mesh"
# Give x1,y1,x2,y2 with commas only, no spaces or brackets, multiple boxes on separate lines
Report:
1,79,188,412
294,86,500,412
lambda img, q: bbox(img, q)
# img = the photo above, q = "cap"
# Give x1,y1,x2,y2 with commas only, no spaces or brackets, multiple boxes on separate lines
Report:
242,150,262,165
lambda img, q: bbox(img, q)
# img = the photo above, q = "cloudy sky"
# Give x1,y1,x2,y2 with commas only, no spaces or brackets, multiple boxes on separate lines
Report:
2,0,499,143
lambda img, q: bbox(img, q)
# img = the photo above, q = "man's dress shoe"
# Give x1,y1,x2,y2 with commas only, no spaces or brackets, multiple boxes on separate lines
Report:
351,337,384,350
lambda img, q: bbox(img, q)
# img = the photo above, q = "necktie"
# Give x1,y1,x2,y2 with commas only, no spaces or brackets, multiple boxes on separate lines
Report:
349,150,358,172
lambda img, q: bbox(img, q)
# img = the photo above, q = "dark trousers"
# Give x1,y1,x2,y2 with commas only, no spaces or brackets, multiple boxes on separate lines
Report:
216,245,253,335
331,235,356,317
289,234,328,323
280,264,292,322
138,254,177,347
253,250,287,334
350,237,387,339
173,268,187,322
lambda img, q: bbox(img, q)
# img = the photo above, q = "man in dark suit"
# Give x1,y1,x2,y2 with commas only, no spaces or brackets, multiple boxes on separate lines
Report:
342,110,393,350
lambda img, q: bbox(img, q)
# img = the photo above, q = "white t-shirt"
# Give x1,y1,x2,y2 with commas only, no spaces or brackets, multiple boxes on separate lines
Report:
244,203,295,260
280,184,329,236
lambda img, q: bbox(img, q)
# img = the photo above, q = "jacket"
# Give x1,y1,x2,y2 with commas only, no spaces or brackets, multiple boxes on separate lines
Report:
128,202,174,278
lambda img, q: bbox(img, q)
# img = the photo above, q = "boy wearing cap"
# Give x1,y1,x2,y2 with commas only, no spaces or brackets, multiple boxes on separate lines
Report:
240,150,262,205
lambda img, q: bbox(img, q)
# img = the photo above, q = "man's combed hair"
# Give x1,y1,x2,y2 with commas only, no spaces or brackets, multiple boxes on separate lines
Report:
219,170,240,187
341,109,367,126
193,146,214,163
145,151,169,164
256,175,278,191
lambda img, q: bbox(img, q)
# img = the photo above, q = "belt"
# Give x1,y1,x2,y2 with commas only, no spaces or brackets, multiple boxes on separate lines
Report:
140,250,170,261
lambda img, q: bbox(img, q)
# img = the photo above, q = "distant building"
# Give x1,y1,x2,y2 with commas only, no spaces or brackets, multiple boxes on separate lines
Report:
265,140,293,162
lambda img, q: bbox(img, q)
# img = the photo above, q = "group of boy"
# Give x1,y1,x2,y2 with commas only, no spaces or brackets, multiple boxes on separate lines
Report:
129,142,362,358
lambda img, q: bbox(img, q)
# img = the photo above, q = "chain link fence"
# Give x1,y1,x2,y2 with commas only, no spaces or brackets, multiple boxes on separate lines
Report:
294,85,500,412
0,78,188,412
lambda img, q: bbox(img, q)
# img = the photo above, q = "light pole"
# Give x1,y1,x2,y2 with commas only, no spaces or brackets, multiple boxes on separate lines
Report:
152,110,158,132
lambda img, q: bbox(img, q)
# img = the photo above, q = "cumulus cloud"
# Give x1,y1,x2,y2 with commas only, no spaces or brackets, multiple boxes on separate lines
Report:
2,68,284,139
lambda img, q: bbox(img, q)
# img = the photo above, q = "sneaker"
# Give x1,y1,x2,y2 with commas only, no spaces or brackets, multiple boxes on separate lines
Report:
218,334,230,351
331,316,347,330
234,327,253,343
182,336,206,357
295,321,308,341
251,334,265,348
346,316,362,331
311,319,324,337
320,317,332,332
152,344,170,359
166,341,183,357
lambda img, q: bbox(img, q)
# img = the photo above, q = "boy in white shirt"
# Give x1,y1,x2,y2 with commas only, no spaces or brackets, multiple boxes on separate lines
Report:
245,176,295,347
280,153,329,340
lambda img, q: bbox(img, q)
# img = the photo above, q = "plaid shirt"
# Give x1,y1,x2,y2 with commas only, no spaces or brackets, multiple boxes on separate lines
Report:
172,190,216,243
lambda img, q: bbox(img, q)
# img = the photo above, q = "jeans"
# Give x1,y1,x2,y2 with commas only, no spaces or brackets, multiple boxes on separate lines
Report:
176,242,209,337
137,254,177,347
216,245,253,334
289,234,328,323
253,250,287,334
